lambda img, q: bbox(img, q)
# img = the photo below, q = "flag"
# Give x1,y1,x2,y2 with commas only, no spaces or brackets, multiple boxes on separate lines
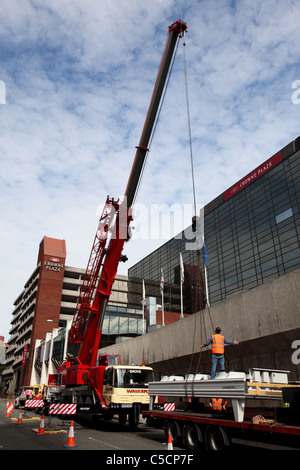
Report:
203,239,209,266
179,252,184,284
160,270,164,292
142,279,146,303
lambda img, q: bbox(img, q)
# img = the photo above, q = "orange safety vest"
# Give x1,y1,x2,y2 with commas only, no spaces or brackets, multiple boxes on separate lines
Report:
211,398,223,411
211,334,225,354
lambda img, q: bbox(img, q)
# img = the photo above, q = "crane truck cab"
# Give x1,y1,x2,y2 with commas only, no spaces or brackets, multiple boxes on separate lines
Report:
102,364,155,426
103,364,154,405
59,361,154,428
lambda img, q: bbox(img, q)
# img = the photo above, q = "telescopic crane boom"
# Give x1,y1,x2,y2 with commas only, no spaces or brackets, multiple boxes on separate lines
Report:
62,20,187,389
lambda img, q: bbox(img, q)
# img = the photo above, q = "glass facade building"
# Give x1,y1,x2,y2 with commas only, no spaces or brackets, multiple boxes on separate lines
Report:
102,305,145,339
129,137,300,314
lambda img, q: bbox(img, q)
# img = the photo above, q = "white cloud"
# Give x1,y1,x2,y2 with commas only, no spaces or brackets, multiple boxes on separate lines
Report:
0,0,300,340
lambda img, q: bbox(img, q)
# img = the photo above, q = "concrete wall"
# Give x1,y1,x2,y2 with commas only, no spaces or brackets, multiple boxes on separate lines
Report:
99,268,300,381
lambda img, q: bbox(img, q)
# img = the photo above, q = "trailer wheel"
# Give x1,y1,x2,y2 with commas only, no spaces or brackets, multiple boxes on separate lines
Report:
184,423,203,450
164,420,181,447
205,425,230,451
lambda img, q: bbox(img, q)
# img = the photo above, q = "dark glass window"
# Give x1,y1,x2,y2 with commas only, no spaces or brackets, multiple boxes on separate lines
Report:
129,150,300,312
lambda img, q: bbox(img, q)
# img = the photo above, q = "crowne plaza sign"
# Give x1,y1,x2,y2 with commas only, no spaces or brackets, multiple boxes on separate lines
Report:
44,257,64,272
224,151,282,201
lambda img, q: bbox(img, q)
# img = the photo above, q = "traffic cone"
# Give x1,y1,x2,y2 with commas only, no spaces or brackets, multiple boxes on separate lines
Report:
6,400,9,409
17,408,23,424
64,420,77,448
167,432,173,450
37,414,45,435
5,402,13,418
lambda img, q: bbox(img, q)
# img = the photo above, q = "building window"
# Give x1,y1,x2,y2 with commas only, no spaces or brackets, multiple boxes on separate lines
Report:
276,208,293,224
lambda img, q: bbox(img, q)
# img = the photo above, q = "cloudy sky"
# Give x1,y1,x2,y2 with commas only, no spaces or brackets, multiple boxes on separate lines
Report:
1,0,300,340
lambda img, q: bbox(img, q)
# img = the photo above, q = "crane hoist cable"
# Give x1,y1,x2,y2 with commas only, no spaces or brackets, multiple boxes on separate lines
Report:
182,36,204,377
131,33,181,207
181,40,242,377
182,36,197,220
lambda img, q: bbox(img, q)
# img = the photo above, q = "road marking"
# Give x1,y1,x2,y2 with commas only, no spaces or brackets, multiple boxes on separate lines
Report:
88,437,120,449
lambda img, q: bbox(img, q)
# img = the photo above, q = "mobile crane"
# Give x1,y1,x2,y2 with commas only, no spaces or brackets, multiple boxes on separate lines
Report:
57,20,188,426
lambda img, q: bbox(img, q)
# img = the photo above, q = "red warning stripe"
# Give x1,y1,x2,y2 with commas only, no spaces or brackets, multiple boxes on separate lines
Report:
164,403,175,411
25,399,44,408
49,403,77,415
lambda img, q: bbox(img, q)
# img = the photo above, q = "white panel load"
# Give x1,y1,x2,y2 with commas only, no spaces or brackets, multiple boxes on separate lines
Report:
149,371,247,400
148,369,292,422
249,368,289,384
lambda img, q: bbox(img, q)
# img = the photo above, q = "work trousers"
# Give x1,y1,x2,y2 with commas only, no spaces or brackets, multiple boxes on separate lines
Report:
211,353,225,379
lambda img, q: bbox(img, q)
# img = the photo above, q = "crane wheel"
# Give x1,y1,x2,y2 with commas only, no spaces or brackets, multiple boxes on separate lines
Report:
128,405,141,428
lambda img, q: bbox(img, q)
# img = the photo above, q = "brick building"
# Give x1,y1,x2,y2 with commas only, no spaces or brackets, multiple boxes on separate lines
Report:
3,237,67,393
3,236,149,394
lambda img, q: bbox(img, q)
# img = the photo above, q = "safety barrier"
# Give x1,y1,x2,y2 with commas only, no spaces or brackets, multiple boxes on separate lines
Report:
25,399,44,408
49,403,77,415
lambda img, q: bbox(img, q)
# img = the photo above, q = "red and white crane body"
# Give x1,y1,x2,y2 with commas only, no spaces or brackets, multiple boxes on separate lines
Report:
58,20,187,422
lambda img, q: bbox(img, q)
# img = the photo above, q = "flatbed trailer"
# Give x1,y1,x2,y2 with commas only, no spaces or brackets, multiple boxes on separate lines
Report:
143,408,300,451
143,368,300,451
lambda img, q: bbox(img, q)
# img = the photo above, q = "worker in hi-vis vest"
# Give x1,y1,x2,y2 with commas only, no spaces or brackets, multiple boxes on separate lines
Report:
209,398,228,411
201,327,239,379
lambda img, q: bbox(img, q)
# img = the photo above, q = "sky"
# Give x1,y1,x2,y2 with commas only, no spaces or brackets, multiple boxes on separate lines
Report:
1,0,300,341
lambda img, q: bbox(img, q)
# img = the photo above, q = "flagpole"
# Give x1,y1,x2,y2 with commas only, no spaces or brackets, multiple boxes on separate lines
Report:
204,264,210,308
142,279,146,334
180,279,183,319
180,252,184,319
161,289,165,326
203,239,210,308
160,269,165,326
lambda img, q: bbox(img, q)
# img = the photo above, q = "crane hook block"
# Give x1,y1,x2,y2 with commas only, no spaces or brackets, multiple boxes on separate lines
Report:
192,215,197,232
